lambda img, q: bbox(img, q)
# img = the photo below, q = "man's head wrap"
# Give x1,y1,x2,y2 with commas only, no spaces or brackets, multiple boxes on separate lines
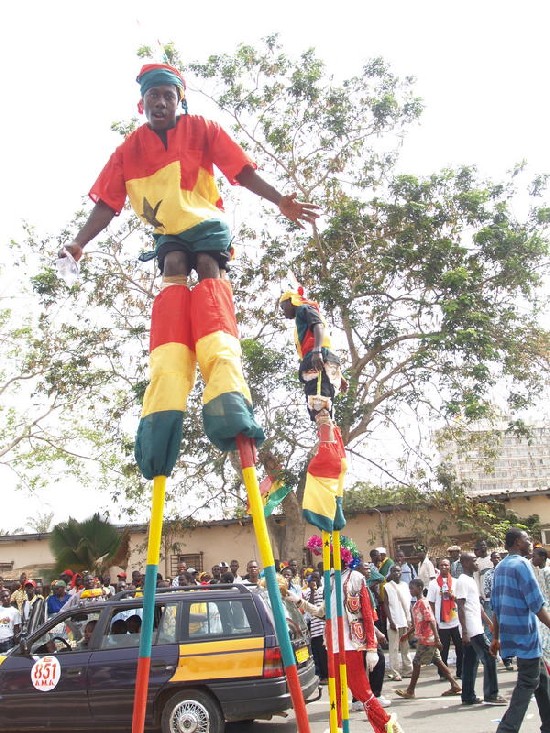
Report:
279,285,319,310
136,63,187,113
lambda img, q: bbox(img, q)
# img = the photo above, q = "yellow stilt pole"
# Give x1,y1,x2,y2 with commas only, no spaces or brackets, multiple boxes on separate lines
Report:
132,475,166,733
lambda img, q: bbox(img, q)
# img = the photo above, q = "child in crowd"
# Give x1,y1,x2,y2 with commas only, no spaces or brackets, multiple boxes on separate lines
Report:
395,579,461,700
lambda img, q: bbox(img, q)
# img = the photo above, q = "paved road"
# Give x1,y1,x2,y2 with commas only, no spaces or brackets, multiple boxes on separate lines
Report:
227,662,543,733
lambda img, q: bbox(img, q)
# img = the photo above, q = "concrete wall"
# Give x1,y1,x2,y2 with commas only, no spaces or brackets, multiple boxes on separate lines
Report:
126,521,262,579
2,493,549,581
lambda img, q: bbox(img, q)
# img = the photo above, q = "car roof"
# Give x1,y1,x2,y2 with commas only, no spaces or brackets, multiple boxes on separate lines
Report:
83,582,261,610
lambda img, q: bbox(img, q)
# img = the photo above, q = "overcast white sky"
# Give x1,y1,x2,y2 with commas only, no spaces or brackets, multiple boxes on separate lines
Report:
2,0,550,530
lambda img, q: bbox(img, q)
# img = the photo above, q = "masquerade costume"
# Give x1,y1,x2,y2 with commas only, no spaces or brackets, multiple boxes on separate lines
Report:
279,290,343,421
90,65,264,475
297,563,397,733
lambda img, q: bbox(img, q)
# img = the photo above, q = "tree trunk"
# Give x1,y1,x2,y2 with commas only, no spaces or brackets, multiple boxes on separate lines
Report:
267,491,308,563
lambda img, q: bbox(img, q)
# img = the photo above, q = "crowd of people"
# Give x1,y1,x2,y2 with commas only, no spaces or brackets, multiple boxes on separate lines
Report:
1,530,549,733
292,530,550,733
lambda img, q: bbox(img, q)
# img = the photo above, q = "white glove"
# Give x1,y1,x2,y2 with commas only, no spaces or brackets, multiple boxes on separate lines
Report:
366,650,379,672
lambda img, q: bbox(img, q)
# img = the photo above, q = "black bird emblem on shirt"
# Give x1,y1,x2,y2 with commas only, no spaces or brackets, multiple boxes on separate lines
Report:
142,197,164,229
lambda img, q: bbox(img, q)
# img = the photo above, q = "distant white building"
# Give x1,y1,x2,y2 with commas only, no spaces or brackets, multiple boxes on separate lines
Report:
443,423,550,497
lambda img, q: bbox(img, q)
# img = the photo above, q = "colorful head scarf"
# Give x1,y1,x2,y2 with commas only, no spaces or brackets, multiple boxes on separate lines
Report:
279,286,319,310
136,63,187,113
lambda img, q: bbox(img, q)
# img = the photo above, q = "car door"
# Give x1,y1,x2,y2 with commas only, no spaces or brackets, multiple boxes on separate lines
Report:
87,602,179,726
0,608,101,730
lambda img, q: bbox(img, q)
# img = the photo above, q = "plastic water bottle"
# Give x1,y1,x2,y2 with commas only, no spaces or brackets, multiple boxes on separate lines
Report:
56,248,80,286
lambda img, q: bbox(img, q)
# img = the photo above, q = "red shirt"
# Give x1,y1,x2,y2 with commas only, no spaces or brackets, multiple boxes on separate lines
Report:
89,115,256,235
412,597,436,645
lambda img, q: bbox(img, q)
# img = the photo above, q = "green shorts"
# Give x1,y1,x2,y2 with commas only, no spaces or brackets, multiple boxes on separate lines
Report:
413,643,441,666
138,219,232,273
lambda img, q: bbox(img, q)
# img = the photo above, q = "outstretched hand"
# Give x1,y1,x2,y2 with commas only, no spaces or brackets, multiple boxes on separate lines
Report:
58,241,84,262
278,193,321,229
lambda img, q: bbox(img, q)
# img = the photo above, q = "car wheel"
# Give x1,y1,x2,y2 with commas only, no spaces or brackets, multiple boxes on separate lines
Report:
161,689,224,733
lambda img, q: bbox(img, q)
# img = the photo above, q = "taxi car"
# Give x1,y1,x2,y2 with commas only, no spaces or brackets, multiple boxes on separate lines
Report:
0,583,318,732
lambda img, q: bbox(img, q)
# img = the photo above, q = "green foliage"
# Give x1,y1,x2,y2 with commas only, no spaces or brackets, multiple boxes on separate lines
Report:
49,513,129,574
343,468,541,548
3,37,549,560
26,512,54,534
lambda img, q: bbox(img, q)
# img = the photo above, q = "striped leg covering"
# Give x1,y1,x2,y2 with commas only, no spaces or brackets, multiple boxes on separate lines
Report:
190,278,264,451
135,285,196,479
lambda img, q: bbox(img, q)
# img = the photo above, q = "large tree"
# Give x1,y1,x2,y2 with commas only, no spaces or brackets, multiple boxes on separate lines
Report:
5,37,550,558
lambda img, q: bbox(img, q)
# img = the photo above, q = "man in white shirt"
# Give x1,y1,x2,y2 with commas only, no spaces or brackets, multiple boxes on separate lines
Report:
395,550,416,586
230,560,242,581
427,558,463,679
171,561,187,587
473,539,493,602
456,553,505,706
417,546,437,589
384,565,413,680
0,589,21,653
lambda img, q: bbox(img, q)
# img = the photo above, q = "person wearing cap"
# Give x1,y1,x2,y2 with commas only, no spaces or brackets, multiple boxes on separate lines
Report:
280,288,347,424
21,580,45,634
116,571,127,592
186,568,200,585
377,548,394,579
448,546,463,579
60,63,319,476
46,580,70,618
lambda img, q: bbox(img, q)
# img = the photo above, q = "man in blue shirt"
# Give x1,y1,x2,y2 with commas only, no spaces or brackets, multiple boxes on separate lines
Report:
46,580,70,618
491,527,550,732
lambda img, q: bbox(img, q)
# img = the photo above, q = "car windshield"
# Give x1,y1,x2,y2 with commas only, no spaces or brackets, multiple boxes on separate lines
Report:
30,609,102,655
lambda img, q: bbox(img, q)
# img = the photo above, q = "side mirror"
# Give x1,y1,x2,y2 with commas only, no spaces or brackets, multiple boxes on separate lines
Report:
18,637,30,656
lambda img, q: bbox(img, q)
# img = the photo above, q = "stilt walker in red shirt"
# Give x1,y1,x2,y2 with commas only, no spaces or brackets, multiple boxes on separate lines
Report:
59,62,319,733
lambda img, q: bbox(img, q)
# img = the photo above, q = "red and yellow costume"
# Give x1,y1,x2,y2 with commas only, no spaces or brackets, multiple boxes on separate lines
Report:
90,64,264,478
90,114,255,258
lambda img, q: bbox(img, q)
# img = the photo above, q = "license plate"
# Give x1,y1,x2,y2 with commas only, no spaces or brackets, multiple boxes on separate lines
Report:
296,647,309,664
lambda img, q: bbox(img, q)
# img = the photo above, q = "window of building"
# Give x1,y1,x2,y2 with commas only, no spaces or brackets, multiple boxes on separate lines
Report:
170,554,203,577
